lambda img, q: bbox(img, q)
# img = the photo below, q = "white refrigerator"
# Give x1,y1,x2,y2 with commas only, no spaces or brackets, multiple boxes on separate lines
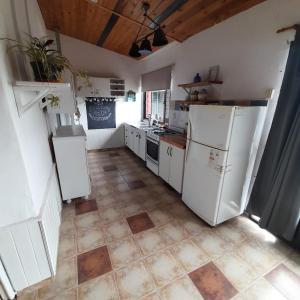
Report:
182,105,265,226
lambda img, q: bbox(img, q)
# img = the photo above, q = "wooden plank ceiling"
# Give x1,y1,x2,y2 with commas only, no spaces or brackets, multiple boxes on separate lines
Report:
37,0,266,58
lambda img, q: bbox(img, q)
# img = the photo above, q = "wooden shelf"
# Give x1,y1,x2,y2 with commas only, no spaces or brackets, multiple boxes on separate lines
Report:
177,81,223,88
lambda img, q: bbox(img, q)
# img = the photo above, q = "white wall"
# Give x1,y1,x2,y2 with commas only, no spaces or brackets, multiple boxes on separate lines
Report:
58,34,142,150
139,0,299,133
0,0,59,227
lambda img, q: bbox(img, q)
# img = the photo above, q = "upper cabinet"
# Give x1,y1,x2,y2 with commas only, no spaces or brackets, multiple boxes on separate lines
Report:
76,77,125,98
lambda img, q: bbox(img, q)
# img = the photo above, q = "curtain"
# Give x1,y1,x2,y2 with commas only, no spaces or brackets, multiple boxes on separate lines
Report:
141,65,172,92
246,26,300,247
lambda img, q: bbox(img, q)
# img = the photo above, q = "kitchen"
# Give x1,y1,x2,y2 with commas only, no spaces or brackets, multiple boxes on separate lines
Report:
1,0,300,300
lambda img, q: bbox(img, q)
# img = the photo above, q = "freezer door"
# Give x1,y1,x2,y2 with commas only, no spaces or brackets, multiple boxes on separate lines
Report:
182,141,227,226
188,105,235,150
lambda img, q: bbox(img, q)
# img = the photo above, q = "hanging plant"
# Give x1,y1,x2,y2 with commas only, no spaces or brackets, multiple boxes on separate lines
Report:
1,34,90,85
47,94,60,107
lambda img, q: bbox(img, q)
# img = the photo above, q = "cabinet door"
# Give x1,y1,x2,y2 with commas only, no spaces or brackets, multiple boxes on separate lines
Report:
133,129,140,155
159,140,170,183
128,127,135,151
138,130,146,161
169,146,185,193
125,125,129,147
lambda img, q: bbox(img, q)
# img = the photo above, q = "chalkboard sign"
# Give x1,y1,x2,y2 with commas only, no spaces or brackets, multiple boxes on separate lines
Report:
86,98,116,129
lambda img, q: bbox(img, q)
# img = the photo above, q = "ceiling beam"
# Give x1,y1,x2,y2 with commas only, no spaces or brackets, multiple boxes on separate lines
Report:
86,0,182,42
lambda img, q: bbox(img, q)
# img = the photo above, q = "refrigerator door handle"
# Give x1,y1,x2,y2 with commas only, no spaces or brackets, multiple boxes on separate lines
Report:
185,139,190,161
167,146,170,156
188,118,192,140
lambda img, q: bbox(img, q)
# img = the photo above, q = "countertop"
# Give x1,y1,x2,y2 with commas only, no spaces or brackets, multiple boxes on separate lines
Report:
160,134,187,149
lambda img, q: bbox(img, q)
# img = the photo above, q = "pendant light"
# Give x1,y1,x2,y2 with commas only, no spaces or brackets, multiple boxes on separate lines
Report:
152,27,168,46
138,38,152,55
129,42,141,57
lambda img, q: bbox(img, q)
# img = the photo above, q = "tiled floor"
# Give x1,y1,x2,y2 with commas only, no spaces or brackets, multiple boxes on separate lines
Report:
18,148,300,300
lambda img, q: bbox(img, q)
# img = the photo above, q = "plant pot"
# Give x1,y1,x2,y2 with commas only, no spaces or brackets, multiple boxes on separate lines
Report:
30,61,61,82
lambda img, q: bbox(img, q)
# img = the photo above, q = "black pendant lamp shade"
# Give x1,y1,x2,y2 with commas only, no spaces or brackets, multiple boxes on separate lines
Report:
152,27,168,46
138,38,152,55
129,42,141,57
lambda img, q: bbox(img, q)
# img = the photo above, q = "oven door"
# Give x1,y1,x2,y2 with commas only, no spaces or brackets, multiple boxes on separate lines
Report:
146,138,159,164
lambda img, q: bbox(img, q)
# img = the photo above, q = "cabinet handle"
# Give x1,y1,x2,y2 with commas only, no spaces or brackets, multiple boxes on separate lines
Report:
167,146,170,156
170,147,173,157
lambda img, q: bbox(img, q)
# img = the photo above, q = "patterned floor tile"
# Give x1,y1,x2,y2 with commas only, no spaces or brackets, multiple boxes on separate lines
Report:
170,239,209,272
127,180,146,189
127,212,155,234
38,257,77,300
75,199,98,215
160,275,204,300
265,263,300,300
58,233,77,259
144,250,184,287
158,221,189,245
103,219,132,242
103,165,118,172
240,278,287,300
115,261,155,299
77,227,106,253
99,206,123,225
189,262,238,300
75,212,101,229
78,273,119,300
77,246,112,284
134,229,167,256
108,236,142,269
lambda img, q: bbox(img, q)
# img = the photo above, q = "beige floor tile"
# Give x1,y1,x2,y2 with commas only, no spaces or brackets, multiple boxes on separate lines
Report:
236,241,283,275
215,223,248,245
134,229,167,256
115,261,155,299
214,252,259,291
75,211,101,229
96,195,117,208
78,273,119,300
160,276,204,300
193,230,233,259
58,233,77,259
38,257,77,300
60,219,75,236
144,250,184,287
77,227,106,253
17,289,38,300
50,288,77,300
148,208,173,226
158,221,189,245
170,239,209,272
283,251,300,276
99,206,123,224
109,236,142,269
122,203,143,217
180,216,208,236
104,219,132,242
140,291,161,300
239,278,287,300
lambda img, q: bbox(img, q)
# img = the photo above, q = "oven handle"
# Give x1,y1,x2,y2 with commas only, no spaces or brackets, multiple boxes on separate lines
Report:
146,137,159,145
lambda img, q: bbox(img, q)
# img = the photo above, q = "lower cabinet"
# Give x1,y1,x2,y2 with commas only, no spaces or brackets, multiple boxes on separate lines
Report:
124,125,146,161
159,140,185,193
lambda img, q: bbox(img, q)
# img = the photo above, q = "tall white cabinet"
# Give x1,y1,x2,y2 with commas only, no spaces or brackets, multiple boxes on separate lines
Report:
53,125,91,202
159,140,185,193
125,124,146,161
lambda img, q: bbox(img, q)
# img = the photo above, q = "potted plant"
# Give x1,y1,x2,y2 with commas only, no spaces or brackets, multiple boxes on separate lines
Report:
1,34,89,84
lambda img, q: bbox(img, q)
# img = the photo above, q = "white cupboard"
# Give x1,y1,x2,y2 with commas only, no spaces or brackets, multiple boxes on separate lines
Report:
159,140,185,193
53,125,90,202
124,125,146,161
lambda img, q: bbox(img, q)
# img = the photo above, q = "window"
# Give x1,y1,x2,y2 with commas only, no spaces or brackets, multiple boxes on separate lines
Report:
144,90,169,122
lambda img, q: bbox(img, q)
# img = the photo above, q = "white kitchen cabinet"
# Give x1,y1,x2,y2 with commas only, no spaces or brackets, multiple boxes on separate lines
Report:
124,124,146,161
159,140,185,193
53,125,90,202
138,130,146,160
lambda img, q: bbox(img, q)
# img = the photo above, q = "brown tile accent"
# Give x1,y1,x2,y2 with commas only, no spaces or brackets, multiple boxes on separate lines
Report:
77,246,112,284
265,263,300,300
127,212,155,234
127,180,146,190
189,262,238,300
103,165,118,172
75,199,98,215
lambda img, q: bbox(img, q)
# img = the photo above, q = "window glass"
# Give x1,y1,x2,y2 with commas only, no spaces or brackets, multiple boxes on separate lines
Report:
145,90,168,122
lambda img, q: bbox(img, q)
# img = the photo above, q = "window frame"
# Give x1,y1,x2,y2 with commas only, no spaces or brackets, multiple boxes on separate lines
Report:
143,89,168,122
